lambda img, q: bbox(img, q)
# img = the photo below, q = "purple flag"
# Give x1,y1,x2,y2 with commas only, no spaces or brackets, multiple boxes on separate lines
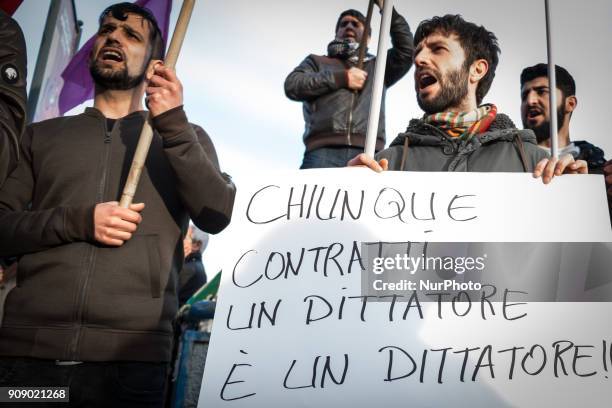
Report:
58,0,172,115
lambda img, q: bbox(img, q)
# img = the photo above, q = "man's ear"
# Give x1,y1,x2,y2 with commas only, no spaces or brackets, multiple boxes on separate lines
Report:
565,95,577,114
469,59,489,84
145,59,162,80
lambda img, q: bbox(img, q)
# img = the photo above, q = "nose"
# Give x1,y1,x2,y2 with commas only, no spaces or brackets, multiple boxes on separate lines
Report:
104,29,121,45
524,90,538,106
414,48,430,68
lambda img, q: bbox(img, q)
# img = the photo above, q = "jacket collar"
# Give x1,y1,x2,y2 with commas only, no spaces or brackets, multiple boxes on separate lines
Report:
389,113,538,148
83,107,148,122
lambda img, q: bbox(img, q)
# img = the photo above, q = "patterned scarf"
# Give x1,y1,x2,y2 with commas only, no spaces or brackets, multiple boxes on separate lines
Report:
423,104,498,141
327,39,370,64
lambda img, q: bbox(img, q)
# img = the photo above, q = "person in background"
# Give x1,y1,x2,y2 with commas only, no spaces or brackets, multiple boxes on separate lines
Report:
179,223,209,306
520,63,606,173
285,1,414,168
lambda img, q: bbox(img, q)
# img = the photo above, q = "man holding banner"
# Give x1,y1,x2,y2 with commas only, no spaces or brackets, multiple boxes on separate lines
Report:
350,14,587,181
520,63,607,173
285,1,414,169
0,3,235,406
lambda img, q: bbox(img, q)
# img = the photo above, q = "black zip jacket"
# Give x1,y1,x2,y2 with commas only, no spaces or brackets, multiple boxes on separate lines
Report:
0,106,235,362
284,8,414,152
0,10,27,186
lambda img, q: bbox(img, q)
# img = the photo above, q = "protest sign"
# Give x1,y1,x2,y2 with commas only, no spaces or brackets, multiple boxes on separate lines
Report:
199,169,612,407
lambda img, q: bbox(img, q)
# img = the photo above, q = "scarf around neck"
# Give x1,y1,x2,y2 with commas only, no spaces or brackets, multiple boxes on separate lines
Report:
423,104,498,141
327,39,370,64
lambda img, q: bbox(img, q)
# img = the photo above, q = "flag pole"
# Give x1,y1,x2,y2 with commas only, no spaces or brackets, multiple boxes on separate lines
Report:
119,0,196,208
363,0,393,159
356,0,375,69
544,0,559,159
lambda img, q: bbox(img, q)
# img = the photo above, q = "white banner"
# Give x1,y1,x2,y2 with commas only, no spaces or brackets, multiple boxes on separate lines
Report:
199,169,612,407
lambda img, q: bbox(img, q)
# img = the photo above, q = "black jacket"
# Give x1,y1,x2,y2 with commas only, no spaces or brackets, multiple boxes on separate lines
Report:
0,10,27,186
178,251,206,306
0,106,235,362
284,9,414,152
573,140,606,174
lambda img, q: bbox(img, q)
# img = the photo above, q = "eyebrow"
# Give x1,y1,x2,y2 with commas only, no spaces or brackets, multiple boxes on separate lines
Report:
123,25,144,41
522,85,549,93
521,85,549,98
99,20,145,41
414,39,446,56
99,22,116,31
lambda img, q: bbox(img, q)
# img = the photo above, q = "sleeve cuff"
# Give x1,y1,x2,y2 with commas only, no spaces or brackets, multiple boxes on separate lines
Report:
333,69,349,89
63,204,96,242
151,105,195,146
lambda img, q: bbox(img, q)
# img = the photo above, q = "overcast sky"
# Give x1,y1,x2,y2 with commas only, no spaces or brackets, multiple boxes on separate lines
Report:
14,0,612,272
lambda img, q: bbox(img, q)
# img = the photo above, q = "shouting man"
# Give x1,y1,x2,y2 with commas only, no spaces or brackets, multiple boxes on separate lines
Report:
285,1,414,168
0,3,235,407
520,63,607,173
350,14,586,182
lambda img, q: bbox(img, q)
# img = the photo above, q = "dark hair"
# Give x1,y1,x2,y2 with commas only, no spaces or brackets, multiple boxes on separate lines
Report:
99,2,165,60
414,14,500,104
335,9,371,35
520,63,576,99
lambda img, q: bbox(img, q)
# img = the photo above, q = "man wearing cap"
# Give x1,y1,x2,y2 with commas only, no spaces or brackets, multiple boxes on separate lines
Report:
285,1,414,168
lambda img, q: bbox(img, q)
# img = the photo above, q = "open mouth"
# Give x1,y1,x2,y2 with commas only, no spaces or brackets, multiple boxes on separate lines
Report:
527,108,543,119
417,73,437,90
100,48,124,63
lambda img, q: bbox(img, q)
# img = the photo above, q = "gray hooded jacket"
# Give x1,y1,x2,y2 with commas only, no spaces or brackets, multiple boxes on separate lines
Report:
377,113,548,172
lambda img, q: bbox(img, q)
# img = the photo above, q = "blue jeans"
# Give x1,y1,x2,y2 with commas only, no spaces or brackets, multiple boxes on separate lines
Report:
300,146,364,169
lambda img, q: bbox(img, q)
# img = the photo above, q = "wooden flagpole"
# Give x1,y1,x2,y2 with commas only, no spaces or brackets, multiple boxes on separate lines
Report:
119,0,196,208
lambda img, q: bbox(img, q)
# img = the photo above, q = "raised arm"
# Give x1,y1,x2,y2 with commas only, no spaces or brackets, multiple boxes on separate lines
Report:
284,55,350,102
384,8,414,87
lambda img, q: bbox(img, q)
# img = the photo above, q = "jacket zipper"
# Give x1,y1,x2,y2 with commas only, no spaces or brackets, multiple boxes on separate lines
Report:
68,119,113,360
346,92,355,146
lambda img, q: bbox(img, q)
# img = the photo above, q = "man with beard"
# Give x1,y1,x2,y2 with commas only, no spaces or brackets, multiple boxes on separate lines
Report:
520,63,607,173
0,3,235,406
285,1,414,168
349,14,587,183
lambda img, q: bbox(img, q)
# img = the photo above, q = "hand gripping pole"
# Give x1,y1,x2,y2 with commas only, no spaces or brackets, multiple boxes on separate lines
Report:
119,0,196,208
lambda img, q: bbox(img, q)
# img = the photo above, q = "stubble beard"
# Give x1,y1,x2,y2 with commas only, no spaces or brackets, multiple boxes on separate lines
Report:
526,104,566,144
89,59,145,91
417,66,470,115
